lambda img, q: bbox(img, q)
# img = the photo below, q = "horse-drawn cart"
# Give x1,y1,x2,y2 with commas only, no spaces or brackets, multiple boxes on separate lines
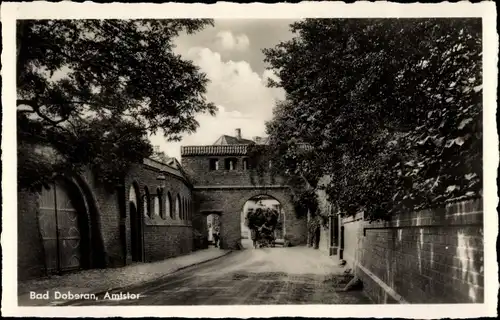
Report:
246,207,279,249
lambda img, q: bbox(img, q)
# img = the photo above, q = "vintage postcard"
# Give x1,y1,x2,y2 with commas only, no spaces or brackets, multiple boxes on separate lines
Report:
1,1,498,318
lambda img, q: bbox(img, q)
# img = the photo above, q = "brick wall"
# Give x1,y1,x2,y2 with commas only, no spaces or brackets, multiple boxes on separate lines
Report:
86,179,123,267
143,225,193,262
181,155,286,187
18,161,196,281
17,190,46,280
342,198,484,304
125,163,195,263
17,171,110,280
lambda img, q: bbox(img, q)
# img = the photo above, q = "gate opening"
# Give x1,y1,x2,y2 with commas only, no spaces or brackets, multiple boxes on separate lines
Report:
207,213,221,248
241,195,285,249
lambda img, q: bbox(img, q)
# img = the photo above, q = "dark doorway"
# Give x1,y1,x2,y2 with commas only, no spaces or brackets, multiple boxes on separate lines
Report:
130,202,143,262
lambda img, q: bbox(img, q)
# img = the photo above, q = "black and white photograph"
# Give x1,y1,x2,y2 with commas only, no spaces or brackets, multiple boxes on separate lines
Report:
2,1,498,318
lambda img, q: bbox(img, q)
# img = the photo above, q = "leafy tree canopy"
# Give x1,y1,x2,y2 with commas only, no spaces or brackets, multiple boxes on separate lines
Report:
17,19,216,191
263,18,482,220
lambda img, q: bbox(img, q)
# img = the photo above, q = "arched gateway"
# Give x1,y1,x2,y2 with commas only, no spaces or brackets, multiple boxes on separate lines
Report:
37,176,105,273
181,129,307,250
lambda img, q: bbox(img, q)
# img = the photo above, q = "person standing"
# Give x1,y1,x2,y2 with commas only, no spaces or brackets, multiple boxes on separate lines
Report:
213,225,220,248
251,228,258,248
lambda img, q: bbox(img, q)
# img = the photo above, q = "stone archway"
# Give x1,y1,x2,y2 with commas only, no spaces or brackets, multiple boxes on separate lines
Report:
193,187,306,250
195,210,223,249
71,174,107,269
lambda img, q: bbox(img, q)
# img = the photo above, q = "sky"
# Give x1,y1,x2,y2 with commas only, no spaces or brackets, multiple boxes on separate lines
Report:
149,19,298,161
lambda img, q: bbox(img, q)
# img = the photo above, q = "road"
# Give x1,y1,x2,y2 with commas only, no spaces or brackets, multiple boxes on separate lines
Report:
67,246,372,305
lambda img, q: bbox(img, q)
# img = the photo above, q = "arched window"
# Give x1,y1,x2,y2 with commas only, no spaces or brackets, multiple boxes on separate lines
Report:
143,187,150,217
175,195,181,219
165,192,172,219
154,196,160,218
156,188,162,218
129,185,137,205
188,200,192,220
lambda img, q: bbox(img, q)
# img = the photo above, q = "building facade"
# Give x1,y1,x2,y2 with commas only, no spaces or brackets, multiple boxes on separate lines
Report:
181,129,307,250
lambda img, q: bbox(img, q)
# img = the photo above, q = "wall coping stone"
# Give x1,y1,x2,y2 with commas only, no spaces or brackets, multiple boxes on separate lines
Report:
357,263,408,304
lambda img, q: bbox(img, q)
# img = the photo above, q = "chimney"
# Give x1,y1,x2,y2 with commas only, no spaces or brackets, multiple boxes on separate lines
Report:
235,128,242,140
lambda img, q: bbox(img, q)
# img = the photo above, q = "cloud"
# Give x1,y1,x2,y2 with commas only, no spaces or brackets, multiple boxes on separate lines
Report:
214,30,250,51
185,47,284,118
152,45,285,161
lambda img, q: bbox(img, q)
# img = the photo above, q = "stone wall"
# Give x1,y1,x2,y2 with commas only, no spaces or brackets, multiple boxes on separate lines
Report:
343,198,484,304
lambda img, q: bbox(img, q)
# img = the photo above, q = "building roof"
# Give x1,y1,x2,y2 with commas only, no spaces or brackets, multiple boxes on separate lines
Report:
143,157,191,185
213,135,255,145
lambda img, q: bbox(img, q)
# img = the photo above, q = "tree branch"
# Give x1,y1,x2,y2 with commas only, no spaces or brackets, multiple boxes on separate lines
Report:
17,99,75,133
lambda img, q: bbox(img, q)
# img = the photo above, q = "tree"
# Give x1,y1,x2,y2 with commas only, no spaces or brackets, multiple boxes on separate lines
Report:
17,19,216,191
263,18,482,220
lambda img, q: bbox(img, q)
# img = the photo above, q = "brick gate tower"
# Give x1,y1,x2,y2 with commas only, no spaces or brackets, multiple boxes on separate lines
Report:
180,129,307,250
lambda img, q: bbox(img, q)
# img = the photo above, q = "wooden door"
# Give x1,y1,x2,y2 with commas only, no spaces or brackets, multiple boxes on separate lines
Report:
39,180,82,273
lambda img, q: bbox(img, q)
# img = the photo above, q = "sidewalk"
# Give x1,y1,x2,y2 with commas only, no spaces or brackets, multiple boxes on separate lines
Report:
18,248,230,306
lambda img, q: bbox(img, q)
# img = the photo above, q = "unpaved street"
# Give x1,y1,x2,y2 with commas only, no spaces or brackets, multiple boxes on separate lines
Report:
67,247,372,305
